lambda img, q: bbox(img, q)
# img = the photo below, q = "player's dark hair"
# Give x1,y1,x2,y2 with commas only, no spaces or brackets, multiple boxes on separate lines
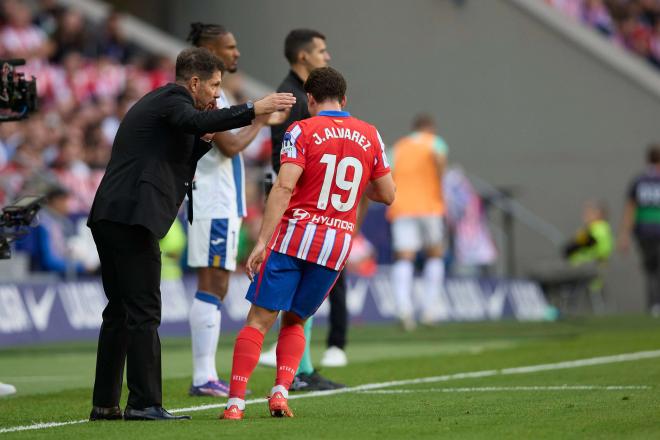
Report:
647,143,660,165
412,114,435,131
304,67,346,103
284,28,325,64
175,47,225,81
187,22,229,47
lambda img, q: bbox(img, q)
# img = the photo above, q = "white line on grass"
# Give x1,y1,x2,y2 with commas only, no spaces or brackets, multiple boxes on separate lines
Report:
0,420,88,434
2,375,84,383
360,385,652,394
2,348,659,435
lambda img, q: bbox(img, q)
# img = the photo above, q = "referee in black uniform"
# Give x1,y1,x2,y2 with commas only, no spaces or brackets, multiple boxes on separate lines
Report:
270,29,348,391
88,47,295,421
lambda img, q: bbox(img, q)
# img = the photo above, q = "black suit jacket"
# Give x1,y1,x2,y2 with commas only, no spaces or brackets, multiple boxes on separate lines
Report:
270,70,309,173
89,83,255,238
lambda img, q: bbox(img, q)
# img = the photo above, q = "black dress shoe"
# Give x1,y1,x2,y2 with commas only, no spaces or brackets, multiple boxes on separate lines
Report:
123,406,191,421
89,406,123,421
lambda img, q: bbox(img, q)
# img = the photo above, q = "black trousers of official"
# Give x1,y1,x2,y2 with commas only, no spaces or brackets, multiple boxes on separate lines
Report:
327,271,348,349
90,220,162,409
637,236,660,311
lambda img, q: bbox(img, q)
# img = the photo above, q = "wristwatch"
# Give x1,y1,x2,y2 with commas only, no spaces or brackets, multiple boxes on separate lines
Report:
246,100,254,111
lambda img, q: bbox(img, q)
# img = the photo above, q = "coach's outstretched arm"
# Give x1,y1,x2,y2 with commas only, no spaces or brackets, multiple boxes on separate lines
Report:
246,163,304,280
365,173,396,206
211,109,291,158
166,92,296,135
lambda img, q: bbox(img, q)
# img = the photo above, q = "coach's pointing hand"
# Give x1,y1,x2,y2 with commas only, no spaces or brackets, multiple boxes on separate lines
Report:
254,93,296,115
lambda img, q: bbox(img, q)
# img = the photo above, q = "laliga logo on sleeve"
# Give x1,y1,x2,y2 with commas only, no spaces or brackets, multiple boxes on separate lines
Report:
283,132,292,146
292,209,310,220
281,132,296,158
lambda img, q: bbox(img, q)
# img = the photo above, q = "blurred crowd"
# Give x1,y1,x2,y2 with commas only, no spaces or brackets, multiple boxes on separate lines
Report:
0,0,273,276
545,0,660,68
0,0,177,209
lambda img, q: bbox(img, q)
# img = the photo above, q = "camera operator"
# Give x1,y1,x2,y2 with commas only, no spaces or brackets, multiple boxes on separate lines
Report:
32,186,94,277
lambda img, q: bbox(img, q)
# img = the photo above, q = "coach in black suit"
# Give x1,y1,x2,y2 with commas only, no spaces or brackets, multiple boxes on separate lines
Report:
87,47,295,421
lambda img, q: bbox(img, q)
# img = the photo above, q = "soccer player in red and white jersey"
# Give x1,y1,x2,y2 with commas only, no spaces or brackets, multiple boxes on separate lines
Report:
222,67,395,420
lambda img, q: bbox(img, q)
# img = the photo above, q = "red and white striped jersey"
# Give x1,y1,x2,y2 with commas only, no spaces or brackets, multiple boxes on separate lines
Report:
268,110,390,271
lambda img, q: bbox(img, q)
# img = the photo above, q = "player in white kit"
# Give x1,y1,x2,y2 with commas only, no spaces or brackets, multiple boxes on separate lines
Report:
186,23,287,397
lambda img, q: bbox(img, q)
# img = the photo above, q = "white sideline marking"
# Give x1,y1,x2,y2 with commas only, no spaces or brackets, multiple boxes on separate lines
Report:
2,349,660,435
0,420,88,434
3,375,83,383
361,385,652,394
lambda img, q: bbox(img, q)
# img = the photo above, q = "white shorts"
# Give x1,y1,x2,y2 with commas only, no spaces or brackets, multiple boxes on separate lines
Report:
187,217,242,271
391,216,445,253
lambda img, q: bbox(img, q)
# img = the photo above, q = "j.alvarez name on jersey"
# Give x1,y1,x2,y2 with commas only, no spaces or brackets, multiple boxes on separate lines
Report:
312,127,372,151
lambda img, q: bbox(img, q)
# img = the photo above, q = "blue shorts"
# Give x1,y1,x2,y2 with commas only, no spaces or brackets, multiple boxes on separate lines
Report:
245,250,341,319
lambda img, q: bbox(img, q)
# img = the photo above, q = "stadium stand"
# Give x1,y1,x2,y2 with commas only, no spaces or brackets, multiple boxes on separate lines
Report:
0,0,278,279
0,0,174,208
545,0,660,69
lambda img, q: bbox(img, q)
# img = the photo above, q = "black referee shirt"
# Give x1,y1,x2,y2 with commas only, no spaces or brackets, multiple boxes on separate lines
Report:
270,70,310,172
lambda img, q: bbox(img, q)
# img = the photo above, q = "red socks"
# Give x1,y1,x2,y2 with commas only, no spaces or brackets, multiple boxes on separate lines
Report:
275,324,306,389
229,323,306,398
229,326,264,399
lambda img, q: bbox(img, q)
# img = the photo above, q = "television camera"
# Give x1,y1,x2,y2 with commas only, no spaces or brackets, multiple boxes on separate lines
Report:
0,58,41,259
0,58,37,122
0,195,44,259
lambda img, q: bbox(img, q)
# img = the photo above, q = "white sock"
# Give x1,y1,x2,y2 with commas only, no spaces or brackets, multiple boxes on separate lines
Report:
423,258,445,310
392,260,415,318
226,397,245,410
271,384,289,399
190,292,221,386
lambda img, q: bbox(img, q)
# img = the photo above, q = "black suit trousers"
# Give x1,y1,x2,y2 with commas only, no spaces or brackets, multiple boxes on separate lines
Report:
90,220,162,409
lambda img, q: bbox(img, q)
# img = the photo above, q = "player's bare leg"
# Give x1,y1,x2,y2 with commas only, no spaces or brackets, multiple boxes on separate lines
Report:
245,303,281,333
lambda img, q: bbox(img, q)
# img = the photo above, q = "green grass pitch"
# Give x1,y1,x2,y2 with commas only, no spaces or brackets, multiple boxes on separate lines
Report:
1,316,660,439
